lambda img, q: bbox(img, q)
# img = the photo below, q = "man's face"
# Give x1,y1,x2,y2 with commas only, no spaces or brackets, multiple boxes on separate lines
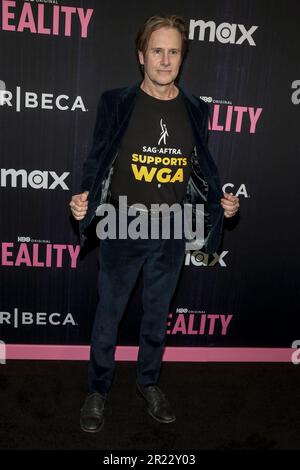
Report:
138,27,183,87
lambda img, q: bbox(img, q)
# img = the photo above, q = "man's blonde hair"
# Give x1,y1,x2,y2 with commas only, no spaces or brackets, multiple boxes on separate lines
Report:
135,14,189,57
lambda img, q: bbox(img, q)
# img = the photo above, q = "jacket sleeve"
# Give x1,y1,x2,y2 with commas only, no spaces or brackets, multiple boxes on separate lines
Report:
198,99,224,201
80,92,112,193
199,100,209,145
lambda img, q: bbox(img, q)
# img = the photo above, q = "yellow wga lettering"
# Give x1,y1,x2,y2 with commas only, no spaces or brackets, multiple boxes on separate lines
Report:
131,154,186,183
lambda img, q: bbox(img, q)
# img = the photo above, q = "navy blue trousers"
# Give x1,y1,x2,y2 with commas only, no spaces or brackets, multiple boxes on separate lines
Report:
88,211,185,394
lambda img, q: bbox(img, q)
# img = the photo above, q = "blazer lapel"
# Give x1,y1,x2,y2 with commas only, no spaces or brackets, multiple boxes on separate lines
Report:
116,82,141,126
178,85,206,147
101,82,141,152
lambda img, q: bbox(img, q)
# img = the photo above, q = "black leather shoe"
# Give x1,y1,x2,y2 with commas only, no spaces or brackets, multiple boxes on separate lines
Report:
80,392,107,433
136,382,176,423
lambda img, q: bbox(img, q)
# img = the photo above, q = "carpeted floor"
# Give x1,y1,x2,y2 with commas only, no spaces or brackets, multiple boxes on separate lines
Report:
0,360,299,450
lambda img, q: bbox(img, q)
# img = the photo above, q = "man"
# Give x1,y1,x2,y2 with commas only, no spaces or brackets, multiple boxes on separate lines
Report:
70,14,239,433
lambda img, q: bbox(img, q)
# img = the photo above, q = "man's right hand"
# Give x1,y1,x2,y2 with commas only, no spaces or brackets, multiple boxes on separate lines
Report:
69,191,89,220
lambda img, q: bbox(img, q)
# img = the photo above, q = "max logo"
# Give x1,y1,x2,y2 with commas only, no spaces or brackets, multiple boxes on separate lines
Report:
0,340,6,364
291,340,300,365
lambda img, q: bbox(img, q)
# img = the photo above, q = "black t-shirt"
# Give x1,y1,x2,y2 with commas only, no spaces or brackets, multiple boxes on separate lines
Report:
110,88,195,208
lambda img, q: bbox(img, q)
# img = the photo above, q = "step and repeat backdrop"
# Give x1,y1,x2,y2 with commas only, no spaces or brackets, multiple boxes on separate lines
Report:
0,0,299,353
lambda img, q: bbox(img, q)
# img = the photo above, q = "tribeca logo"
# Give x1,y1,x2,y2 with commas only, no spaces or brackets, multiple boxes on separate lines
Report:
0,1,93,38
185,250,229,267
0,79,6,105
0,84,87,112
189,19,258,46
0,340,6,365
0,308,76,328
1,168,70,190
291,80,300,105
291,340,300,365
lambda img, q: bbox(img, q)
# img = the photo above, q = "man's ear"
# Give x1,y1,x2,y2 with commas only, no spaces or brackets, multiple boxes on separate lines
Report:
138,50,144,65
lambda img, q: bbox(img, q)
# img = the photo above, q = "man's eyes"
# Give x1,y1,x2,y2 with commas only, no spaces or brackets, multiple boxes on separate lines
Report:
153,49,179,55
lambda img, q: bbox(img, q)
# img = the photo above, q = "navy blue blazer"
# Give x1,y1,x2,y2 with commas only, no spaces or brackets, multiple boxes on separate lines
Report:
78,82,224,253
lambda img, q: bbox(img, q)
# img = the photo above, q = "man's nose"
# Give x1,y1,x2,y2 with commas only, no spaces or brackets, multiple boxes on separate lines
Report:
161,52,170,66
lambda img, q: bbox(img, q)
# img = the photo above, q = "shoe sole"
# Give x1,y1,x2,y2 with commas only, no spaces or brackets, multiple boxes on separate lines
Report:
136,388,176,424
80,417,104,433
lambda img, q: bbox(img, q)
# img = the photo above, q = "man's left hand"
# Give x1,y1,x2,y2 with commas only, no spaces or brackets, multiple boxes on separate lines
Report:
220,192,240,218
